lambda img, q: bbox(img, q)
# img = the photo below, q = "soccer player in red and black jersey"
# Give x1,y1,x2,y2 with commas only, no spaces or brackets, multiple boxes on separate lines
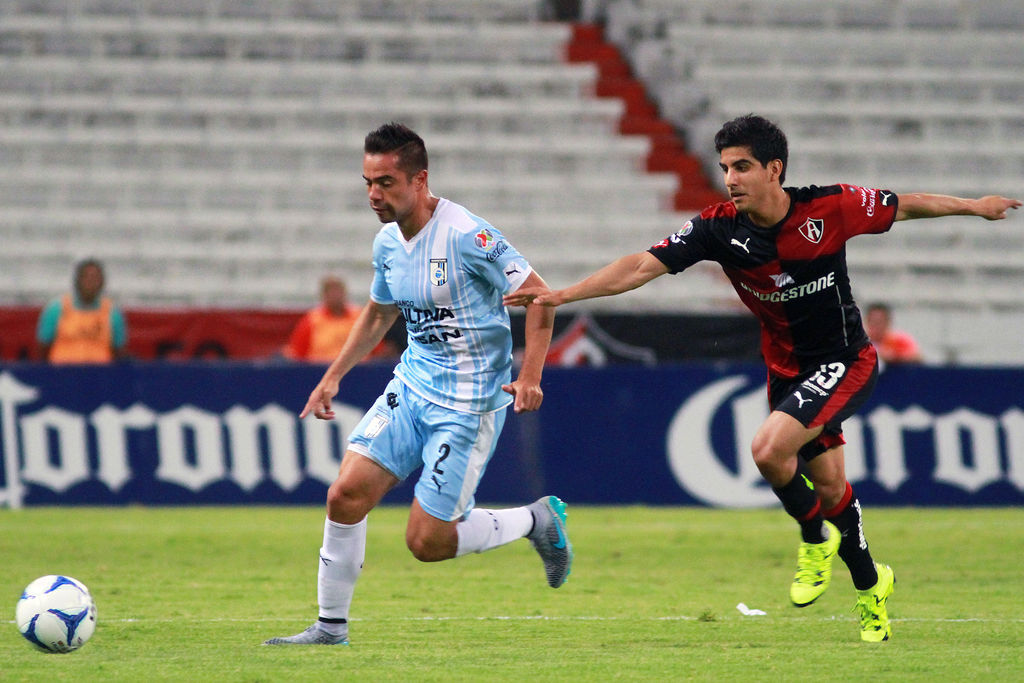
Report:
505,114,1021,642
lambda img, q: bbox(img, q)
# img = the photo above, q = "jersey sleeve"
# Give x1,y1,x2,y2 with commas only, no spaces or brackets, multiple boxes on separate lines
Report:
110,306,127,349
646,217,711,274
369,231,395,305
838,184,898,238
462,225,532,294
35,299,62,344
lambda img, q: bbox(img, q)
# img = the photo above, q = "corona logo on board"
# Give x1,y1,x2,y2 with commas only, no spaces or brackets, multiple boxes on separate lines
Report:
665,375,1024,507
0,372,362,509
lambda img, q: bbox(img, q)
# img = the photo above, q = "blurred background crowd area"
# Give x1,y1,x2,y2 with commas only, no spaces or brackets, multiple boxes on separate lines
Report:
1,0,1022,365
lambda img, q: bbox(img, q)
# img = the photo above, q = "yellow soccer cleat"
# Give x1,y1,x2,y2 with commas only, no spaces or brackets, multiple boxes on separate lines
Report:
855,562,895,642
789,520,841,607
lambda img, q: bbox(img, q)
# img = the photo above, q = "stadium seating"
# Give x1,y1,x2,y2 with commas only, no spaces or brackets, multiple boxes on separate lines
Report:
0,0,726,311
1,0,1022,362
599,0,1024,363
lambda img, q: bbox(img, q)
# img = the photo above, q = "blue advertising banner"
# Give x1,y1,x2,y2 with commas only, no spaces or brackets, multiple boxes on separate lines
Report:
0,362,1021,508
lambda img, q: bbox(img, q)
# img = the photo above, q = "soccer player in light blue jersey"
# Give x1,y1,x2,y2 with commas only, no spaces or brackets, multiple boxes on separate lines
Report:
265,123,572,646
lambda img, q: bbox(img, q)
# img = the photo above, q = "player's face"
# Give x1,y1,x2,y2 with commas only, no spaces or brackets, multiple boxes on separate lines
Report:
75,265,104,302
362,152,425,225
322,280,347,312
718,146,782,214
865,308,890,341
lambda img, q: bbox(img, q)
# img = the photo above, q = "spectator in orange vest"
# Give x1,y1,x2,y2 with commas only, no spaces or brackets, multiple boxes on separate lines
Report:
37,258,128,364
284,275,392,362
865,302,922,365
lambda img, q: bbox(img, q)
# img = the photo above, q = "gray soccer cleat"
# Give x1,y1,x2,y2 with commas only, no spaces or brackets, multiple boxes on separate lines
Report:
527,495,573,588
262,622,349,646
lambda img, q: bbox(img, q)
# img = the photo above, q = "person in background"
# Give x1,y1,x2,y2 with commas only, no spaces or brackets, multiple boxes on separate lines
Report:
865,302,923,364
37,258,127,364
284,275,392,362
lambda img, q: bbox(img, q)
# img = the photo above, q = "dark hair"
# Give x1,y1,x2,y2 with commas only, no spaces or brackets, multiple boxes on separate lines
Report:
714,114,788,184
866,302,892,315
364,122,428,180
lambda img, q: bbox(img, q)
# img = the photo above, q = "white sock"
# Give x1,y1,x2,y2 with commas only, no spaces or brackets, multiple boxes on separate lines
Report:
455,507,533,557
317,516,366,628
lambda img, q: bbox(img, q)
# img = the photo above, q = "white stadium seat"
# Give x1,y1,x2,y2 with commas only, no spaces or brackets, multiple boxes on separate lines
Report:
1,0,1023,363
595,0,1024,363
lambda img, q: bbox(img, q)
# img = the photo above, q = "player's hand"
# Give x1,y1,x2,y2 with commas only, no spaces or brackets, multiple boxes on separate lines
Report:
300,379,340,420
501,379,543,413
502,287,563,308
976,195,1022,220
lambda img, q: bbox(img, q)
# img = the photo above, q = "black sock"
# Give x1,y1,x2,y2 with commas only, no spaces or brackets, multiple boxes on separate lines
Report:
772,460,826,544
825,484,878,590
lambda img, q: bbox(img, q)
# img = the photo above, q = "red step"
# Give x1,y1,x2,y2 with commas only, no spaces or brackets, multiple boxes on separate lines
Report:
565,23,726,212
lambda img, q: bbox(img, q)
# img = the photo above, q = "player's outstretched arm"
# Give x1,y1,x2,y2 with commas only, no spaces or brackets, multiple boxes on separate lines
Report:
895,193,1022,222
502,270,555,413
300,300,400,420
503,252,670,308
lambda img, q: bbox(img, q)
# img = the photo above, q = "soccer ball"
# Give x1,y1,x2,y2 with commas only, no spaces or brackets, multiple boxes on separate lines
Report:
15,575,97,653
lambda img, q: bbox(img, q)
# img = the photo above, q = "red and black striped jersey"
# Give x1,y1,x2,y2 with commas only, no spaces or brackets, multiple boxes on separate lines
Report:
648,184,897,378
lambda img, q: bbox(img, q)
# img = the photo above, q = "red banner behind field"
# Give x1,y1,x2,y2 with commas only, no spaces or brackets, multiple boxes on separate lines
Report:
1,307,761,363
0,307,304,361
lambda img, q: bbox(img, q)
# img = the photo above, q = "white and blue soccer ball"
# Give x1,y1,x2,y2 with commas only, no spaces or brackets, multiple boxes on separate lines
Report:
15,575,97,653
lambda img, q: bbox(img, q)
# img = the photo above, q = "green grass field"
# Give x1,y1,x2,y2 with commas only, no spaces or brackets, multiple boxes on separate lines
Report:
1,505,1022,681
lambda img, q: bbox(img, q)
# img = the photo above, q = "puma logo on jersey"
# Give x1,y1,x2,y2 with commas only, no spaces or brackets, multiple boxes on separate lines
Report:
770,273,795,287
879,191,895,206
730,237,751,253
794,392,812,409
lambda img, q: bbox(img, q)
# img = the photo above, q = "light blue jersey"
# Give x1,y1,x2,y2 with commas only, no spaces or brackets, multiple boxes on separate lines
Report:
370,198,531,414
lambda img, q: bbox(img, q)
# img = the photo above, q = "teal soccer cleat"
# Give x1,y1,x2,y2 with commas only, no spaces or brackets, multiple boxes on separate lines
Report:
527,496,574,588
263,622,349,646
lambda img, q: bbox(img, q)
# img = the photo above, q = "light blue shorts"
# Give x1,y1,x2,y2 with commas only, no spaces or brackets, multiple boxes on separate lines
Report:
347,377,507,522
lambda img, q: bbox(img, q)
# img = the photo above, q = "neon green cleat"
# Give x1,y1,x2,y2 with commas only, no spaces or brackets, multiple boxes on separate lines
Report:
855,563,895,642
789,520,841,607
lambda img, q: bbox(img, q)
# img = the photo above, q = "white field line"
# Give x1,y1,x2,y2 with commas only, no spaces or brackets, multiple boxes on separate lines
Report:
8,615,1024,624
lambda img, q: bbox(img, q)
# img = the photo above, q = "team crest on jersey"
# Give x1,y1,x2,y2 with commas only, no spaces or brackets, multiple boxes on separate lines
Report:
429,258,448,286
475,228,496,251
800,218,824,244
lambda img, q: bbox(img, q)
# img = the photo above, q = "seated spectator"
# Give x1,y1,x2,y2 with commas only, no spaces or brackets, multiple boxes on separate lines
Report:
865,302,922,364
37,258,128,364
284,275,392,362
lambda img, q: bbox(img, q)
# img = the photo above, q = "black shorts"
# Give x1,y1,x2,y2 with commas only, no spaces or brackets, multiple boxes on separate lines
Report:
768,343,879,460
